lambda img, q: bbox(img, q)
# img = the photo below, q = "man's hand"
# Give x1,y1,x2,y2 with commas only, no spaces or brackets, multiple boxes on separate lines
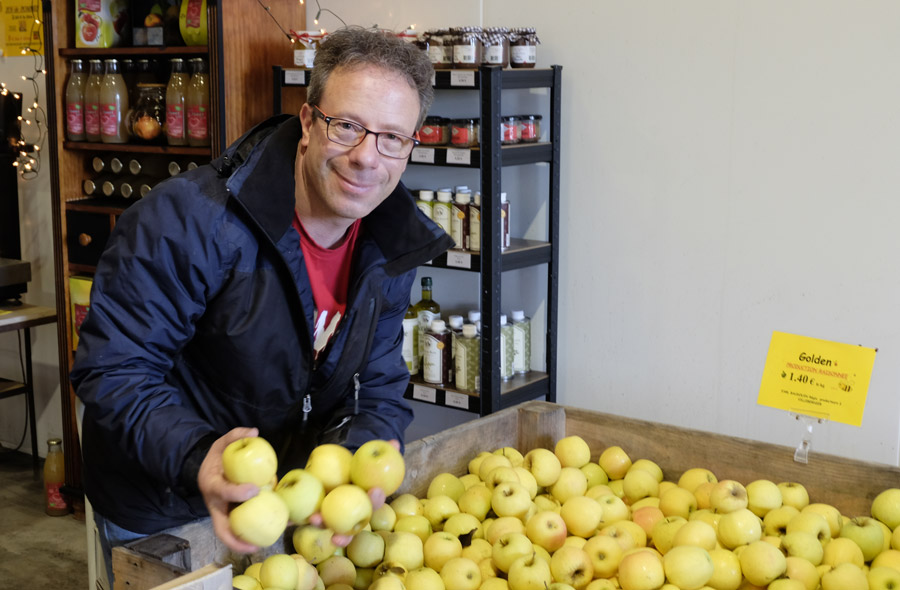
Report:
198,427,264,554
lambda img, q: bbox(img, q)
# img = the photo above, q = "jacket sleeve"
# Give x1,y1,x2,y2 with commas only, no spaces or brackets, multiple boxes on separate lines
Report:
341,270,416,453
71,177,230,489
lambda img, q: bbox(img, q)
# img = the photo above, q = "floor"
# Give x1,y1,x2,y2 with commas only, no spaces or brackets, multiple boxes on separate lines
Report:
0,445,89,590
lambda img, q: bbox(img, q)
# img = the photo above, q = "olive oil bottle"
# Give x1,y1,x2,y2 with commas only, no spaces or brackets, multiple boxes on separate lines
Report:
412,277,441,369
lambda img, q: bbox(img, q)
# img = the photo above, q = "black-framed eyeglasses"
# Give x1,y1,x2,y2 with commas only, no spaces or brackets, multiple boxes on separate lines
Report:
311,105,420,160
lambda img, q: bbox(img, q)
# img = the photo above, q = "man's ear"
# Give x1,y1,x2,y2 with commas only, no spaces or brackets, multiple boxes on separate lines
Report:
299,103,313,149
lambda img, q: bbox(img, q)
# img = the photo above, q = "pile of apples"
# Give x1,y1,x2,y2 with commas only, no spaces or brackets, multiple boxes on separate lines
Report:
224,434,900,590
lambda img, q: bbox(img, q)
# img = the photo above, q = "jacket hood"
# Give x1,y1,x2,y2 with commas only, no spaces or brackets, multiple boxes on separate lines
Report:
211,115,453,276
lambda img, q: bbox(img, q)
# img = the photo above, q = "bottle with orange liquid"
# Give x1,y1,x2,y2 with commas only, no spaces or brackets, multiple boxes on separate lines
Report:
44,438,68,516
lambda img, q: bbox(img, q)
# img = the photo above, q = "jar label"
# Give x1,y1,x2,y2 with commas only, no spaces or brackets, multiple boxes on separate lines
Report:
519,121,537,141
45,482,68,510
500,328,512,379
468,206,481,252
166,105,185,139
453,45,477,65
85,103,100,136
451,126,470,146
427,46,445,64
501,121,518,143
423,333,446,384
184,0,203,28
294,49,316,68
432,203,452,234
450,204,467,248
416,200,433,220
511,45,537,65
419,125,443,144
67,102,84,134
100,103,120,136
513,323,530,373
417,310,438,363
402,317,419,375
187,104,209,139
442,46,454,62
485,45,505,65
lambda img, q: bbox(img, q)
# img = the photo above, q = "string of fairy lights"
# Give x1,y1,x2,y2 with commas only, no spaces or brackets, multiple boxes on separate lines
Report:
1,0,46,180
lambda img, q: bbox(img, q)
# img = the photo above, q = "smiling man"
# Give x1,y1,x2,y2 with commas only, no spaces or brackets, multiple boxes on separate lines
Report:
71,27,452,584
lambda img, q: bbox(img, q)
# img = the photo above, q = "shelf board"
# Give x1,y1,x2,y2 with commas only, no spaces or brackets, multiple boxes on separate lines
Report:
424,238,551,272
278,66,557,92
408,142,551,168
63,141,211,156
65,197,135,215
59,46,209,57
405,371,549,413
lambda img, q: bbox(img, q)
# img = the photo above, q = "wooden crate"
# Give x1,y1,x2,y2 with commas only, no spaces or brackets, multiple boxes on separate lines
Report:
399,400,900,516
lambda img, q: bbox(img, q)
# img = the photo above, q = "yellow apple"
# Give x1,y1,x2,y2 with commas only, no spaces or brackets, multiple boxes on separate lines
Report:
784,555,820,590
606,479,625,499
459,473,481,489
222,436,279,488
623,469,660,504
514,467,539,499
231,574,262,590
708,480,748,514
871,548,900,572
458,484,493,521
599,520,647,552
820,562,867,590
707,547,742,590
479,454,514,482
346,529,385,568
786,511,831,548
677,468,718,493
441,556,481,590
738,540,786,586
745,479,782,518
560,495,604,538
598,446,632,480
554,435,592,468
550,545,594,589
872,488,900,530
693,481,715,510
585,485,615,501
259,553,299,590
716,507,762,549
767,579,806,590
525,510,568,553
481,578,510,590
494,446,525,467
423,494,461,530
443,512,483,540
762,505,799,537
822,536,865,568
550,467,589,504
492,532,534,574
394,514,433,543
468,451,493,476
486,516,527,544
663,545,714,590
349,439,405,496
404,566,443,590
242,562,262,580
484,466,521,490
802,503,843,538
582,463,610,488
320,483,372,535
427,472,467,502
629,459,665,483
840,516,885,562
506,552,550,590
370,503,397,532
491,481,532,520
650,516,687,555
583,533,624,578
868,565,900,590
534,493,562,513
632,505,666,538
275,468,325,525
390,493,424,518
461,538,493,563
658,486,698,519
305,443,352,492
315,555,355,588
777,482,810,510
781,530,824,565
631,497,661,510
597,493,631,524
671,520,717,551
564,535,587,548
383,530,425,571
368,575,405,590
617,547,664,590
423,531,463,572
292,525,338,565
688,508,720,531
229,488,290,548
585,580,618,590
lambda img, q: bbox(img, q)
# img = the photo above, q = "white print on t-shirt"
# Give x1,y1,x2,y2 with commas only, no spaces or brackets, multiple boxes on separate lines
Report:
313,309,342,358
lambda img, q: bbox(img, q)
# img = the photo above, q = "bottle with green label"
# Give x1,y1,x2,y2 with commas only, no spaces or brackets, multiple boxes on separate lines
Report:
455,323,480,393
500,313,514,381
510,309,531,374
423,319,452,386
412,277,441,368
416,189,434,220
402,304,419,375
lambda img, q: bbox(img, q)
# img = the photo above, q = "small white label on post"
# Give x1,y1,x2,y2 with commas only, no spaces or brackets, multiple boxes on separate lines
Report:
412,385,437,403
445,391,470,409
411,148,435,164
446,251,472,269
284,70,307,85
450,71,476,87
446,149,472,165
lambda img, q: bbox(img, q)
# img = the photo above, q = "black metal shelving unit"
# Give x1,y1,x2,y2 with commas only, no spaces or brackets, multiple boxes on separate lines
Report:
273,64,562,416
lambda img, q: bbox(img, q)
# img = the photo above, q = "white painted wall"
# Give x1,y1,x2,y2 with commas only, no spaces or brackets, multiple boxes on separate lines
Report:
0,55,61,458
6,1,899,467
314,1,900,466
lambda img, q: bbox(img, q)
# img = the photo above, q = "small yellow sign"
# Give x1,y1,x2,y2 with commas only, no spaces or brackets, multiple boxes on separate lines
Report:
758,331,876,426
0,0,44,57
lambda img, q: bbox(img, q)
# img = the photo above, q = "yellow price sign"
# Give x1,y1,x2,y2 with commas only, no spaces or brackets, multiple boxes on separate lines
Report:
758,331,876,426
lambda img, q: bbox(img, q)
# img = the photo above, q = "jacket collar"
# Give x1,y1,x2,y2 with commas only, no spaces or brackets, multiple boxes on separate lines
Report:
212,115,453,276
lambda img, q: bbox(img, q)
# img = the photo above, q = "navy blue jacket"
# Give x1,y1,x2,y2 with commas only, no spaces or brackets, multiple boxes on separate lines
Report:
71,115,453,533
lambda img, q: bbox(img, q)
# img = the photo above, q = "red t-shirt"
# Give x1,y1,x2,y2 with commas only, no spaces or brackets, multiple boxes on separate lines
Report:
293,212,361,360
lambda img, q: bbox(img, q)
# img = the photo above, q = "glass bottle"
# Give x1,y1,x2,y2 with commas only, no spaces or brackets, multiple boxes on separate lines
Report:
402,305,419,376
455,323,480,393
412,277,441,370
100,59,129,144
500,314,514,381
121,58,137,104
83,59,104,142
130,83,166,144
44,438,68,516
165,58,189,146
510,309,532,374
186,57,210,147
65,59,88,141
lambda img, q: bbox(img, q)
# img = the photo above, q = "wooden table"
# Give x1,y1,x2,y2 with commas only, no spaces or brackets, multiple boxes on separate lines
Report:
0,302,58,478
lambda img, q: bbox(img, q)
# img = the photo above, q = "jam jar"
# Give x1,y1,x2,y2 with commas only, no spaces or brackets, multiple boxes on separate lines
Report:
452,27,484,69
450,118,479,147
424,29,452,69
130,83,167,144
510,27,540,68
500,116,520,144
517,114,542,143
482,27,510,68
418,116,449,146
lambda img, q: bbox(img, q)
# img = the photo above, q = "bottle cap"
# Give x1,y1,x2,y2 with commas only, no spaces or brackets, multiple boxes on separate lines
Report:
430,319,446,332
468,310,481,323
449,315,464,329
511,310,525,321
462,324,477,338
421,276,432,287
437,190,452,203
455,192,471,204
472,191,481,205
500,314,507,325
500,192,508,203
418,190,434,201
